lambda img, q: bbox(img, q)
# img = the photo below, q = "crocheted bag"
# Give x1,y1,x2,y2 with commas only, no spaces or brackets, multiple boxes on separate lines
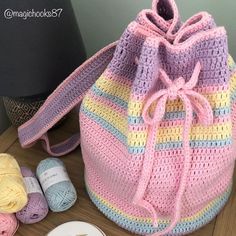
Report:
18,0,236,235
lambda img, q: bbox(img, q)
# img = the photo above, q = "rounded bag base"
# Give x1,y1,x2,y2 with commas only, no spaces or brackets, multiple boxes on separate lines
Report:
85,174,232,236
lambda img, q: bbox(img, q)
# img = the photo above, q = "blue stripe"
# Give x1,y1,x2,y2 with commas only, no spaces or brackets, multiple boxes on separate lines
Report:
129,139,232,154
81,105,232,154
86,184,231,235
158,139,232,148
231,90,236,103
128,107,231,125
92,85,128,109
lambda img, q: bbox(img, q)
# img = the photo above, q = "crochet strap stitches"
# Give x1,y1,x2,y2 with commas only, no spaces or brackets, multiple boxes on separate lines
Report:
18,42,117,156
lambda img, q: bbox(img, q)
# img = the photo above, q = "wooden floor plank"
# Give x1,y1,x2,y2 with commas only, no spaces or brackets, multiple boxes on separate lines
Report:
0,126,18,152
189,220,215,236
213,170,236,236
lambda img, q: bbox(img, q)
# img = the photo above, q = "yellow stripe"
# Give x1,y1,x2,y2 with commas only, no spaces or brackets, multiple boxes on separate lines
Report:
128,123,231,146
96,76,130,101
128,92,230,117
228,54,235,68
227,54,236,97
230,71,236,94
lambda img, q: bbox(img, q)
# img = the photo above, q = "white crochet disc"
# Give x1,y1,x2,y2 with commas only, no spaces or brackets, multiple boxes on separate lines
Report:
47,221,106,236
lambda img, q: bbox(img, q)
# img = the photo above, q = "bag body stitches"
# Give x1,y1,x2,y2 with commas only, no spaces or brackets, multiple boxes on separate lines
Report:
18,1,236,235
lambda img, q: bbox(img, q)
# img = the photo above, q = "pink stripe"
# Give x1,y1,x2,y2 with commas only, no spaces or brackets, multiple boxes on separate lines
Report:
131,84,230,101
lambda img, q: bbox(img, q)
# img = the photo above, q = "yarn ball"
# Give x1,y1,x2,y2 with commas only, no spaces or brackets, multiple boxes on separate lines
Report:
0,213,18,236
36,158,77,212
16,167,49,224
0,154,28,213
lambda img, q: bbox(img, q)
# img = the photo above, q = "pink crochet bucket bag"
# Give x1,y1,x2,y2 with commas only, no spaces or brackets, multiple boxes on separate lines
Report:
18,0,236,235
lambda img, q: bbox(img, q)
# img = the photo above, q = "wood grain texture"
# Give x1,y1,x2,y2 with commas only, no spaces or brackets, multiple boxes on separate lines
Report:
0,126,18,152
0,117,235,236
213,171,236,236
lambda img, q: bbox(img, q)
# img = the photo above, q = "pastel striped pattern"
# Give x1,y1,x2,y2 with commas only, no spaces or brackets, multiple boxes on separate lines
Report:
81,57,235,154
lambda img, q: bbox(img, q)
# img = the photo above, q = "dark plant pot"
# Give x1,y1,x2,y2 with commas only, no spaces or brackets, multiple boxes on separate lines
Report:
3,95,67,128
3,95,45,127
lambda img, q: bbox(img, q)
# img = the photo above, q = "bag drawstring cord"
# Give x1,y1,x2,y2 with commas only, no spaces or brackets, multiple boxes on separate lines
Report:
132,62,213,235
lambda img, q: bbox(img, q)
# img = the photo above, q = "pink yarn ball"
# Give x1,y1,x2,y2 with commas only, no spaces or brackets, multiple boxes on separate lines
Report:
0,214,18,236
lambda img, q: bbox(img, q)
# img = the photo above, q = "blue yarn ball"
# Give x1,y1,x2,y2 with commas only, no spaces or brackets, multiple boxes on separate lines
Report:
36,158,77,212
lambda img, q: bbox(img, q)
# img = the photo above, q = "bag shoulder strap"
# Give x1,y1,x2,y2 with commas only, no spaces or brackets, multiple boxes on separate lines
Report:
18,42,117,156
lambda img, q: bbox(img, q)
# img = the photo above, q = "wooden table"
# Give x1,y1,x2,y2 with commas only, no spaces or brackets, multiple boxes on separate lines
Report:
0,115,235,236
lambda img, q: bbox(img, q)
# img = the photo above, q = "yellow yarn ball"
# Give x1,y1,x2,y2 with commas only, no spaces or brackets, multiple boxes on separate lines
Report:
0,154,28,213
